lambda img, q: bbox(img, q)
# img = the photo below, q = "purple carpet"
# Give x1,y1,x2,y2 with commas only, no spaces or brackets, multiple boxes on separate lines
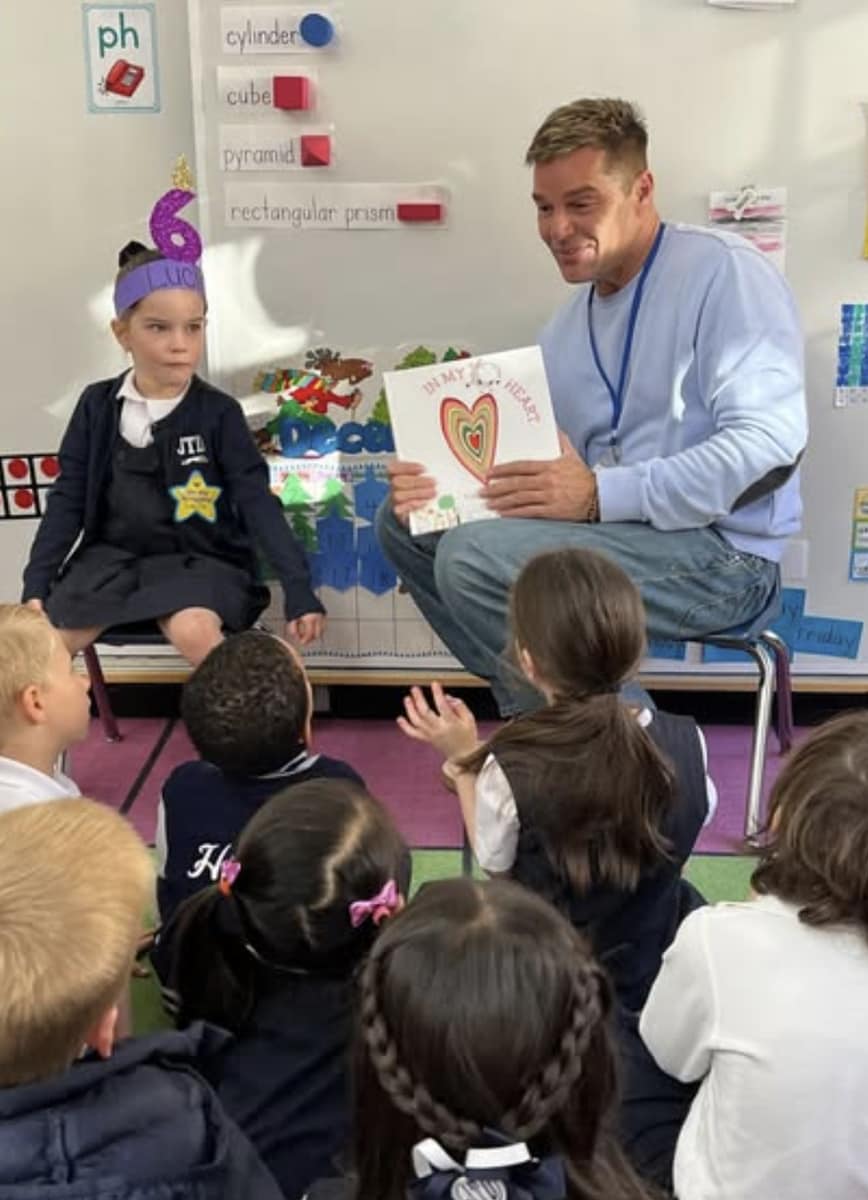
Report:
69,717,797,854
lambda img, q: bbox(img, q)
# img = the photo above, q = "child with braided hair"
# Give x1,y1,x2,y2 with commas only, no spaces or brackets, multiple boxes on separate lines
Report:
326,877,656,1200
164,778,409,1200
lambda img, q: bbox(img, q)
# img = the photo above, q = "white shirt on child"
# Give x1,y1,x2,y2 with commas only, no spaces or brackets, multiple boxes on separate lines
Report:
118,369,189,448
0,756,80,815
640,894,868,1200
473,708,717,873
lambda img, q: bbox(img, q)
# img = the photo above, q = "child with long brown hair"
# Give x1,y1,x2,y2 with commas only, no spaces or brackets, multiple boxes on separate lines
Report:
399,546,713,1013
641,710,868,1200
343,877,656,1200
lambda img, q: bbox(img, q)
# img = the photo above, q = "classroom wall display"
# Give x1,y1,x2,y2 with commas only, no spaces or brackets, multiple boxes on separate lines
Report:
183,0,868,677
707,186,787,272
82,3,160,113
834,305,868,409
247,345,470,667
0,455,60,521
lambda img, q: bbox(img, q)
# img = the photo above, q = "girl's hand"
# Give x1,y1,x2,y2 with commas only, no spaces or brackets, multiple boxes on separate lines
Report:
24,598,44,614
286,613,325,645
397,682,479,761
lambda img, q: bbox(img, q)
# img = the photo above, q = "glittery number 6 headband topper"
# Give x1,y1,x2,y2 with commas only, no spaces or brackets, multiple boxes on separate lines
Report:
113,156,206,315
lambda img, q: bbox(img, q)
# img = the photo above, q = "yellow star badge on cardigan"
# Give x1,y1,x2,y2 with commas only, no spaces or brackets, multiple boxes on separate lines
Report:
169,470,221,523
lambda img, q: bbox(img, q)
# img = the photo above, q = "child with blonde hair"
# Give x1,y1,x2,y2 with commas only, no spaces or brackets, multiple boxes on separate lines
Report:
0,797,282,1198
0,604,90,812
641,710,868,1200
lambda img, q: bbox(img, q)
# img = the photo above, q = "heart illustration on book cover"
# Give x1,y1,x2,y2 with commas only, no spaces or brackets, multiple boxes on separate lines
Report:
440,394,499,483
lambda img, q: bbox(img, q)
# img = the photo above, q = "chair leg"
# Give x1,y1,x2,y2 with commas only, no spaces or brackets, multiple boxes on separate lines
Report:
739,640,775,843
760,629,794,753
83,645,122,743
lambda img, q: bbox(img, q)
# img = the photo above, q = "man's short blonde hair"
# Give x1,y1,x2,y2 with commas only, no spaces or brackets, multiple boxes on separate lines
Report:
0,605,57,726
525,98,648,180
0,799,152,1086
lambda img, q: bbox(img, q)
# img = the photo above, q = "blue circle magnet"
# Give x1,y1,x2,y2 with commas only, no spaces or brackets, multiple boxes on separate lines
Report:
299,12,335,47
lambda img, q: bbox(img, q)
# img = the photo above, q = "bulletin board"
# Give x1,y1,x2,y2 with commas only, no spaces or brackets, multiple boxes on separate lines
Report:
178,0,868,676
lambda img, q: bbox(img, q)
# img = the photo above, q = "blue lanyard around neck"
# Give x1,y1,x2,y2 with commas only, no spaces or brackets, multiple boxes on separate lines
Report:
587,222,666,435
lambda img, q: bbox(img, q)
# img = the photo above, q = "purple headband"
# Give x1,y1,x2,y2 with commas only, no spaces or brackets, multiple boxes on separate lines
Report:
114,156,206,316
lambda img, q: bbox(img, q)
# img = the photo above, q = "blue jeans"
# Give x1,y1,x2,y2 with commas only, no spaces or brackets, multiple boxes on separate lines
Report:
375,505,778,715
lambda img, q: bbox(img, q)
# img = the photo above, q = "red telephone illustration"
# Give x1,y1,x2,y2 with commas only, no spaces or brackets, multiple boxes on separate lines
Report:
103,59,146,98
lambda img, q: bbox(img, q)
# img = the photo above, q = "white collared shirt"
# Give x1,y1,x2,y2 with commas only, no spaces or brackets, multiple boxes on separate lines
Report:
473,708,717,873
118,369,189,448
0,756,80,815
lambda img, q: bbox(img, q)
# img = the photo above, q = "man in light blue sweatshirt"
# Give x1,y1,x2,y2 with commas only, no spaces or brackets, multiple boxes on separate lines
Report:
376,99,807,715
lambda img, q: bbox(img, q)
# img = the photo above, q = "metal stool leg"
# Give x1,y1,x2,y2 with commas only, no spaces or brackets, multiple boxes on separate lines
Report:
739,639,775,842
83,645,122,743
760,629,794,752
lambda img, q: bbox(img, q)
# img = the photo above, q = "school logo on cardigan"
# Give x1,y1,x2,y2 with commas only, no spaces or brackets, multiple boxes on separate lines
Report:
169,470,221,523
176,433,208,466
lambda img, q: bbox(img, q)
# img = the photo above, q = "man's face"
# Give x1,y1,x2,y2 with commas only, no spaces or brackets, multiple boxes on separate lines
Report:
533,146,652,285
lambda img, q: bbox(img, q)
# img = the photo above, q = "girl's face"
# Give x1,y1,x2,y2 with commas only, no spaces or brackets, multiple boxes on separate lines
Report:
112,288,206,399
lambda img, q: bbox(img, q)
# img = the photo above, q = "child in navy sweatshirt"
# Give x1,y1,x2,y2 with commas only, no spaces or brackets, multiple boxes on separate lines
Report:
155,629,363,941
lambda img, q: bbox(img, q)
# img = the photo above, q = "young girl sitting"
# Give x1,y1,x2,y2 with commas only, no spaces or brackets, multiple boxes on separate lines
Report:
399,546,713,1014
641,710,868,1200
22,166,323,663
166,777,409,1200
337,876,654,1200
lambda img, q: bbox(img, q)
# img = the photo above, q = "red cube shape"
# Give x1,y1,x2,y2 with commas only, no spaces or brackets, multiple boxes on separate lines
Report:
397,202,444,223
300,134,331,167
273,75,311,111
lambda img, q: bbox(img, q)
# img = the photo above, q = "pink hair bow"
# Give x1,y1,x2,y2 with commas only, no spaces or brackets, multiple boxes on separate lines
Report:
349,879,400,928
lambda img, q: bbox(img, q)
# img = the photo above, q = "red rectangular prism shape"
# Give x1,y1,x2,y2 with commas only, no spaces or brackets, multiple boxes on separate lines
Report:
273,75,311,111
397,202,444,223
300,134,331,167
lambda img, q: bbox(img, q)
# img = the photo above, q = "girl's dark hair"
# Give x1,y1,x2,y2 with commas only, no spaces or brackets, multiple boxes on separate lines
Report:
354,878,654,1200
117,239,162,272
114,240,165,316
168,779,409,1031
752,710,868,939
461,549,674,891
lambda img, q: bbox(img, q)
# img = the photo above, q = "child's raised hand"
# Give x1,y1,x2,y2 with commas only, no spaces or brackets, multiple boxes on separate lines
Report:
286,613,326,645
397,681,479,761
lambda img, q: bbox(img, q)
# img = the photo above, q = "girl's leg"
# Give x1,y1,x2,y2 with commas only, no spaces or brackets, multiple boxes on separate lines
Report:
159,607,223,667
